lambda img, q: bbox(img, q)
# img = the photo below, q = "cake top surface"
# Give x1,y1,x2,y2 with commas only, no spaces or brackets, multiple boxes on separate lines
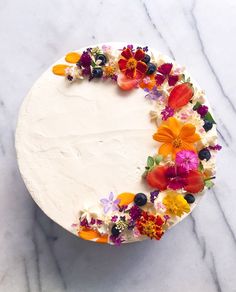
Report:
15,43,220,245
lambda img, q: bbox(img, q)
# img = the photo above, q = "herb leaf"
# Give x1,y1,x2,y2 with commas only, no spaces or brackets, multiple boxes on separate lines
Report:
147,156,155,168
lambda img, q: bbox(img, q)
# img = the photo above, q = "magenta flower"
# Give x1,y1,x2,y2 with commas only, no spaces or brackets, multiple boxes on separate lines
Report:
209,144,222,151
100,192,120,214
175,150,198,172
197,105,208,118
129,205,142,220
161,106,174,120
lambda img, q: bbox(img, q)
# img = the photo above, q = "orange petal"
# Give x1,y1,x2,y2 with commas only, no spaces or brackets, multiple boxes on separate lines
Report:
116,192,135,206
52,64,69,76
65,52,81,63
96,234,108,244
183,133,200,143
180,142,197,152
154,125,175,142
79,229,101,241
179,124,196,139
166,117,181,137
158,143,173,156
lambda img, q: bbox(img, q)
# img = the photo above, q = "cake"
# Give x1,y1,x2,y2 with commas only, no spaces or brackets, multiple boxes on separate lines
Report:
15,42,221,245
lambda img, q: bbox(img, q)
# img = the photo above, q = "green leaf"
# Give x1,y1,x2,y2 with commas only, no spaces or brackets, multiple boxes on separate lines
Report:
154,155,163,165
193,101,202,111
204,112,216,124
205,180,214,189
198,162,204,172
147,156,155,168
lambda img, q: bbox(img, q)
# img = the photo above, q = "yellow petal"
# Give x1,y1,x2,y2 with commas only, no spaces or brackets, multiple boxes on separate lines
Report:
116,192,135,206
158,143,173,156
52,64,69,76
65,52,81,63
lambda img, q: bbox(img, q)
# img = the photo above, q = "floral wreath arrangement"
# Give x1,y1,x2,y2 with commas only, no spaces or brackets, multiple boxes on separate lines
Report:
52,44,221,245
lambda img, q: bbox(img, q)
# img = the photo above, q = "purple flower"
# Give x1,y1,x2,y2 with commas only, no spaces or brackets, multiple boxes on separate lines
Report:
175,150,198,172
96,219,103,225
80,218,89,227
150,190,159,203
145,86,162,100
197,105,208,118
109,235,124,246
79,51,92,67
161,106,174,120
129,205,142,220
100,192,120,214
143,46,148,52
90,218,96,225
111,215,118,222
209,144,222,151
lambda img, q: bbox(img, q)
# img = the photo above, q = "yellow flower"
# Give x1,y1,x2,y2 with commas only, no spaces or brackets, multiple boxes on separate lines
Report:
162,191,190,217
153,117,200,158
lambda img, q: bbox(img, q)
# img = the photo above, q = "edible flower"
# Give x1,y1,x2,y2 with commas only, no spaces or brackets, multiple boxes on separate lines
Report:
153,117,200,158
136,211,164,240
100,192,120,214
175,150,199,172
162,191,190,217
118,48,147,79
155,63,179,86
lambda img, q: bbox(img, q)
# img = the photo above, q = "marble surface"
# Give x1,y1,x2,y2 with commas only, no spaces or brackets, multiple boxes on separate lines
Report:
0,0,236,291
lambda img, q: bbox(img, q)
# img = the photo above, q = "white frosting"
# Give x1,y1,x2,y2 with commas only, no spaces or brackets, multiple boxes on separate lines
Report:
15,43,217,243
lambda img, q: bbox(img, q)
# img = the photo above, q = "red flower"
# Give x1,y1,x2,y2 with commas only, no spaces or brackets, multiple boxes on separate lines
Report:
118,48,147,79
146,165,204,193
136,211,164,240
155,63,179,86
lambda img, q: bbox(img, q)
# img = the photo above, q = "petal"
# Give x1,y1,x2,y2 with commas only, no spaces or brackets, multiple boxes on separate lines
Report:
155,74,165,86
109,192,114,200
100,198,109,205
136,61,147,74
125,68,136,79
168,75,179,86
180,142,197,152
113,199,121,205
121,48,133,59
166,117,181,137
158,143,173,156
179,124,200,143
104,205,110,213
134,49,145,61
153,126,175,142
65,52,81,63
158,63,173,75
118,59,128,71
52,64,70,76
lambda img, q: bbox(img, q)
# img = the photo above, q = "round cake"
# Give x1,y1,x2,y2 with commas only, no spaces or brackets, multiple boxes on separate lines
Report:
15,42,221,245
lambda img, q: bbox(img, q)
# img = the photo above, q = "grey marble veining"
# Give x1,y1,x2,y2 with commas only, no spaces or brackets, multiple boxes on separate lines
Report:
0,0,236,291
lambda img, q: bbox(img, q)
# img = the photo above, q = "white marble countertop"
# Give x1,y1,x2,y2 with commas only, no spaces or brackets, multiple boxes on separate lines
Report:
1,0,236,291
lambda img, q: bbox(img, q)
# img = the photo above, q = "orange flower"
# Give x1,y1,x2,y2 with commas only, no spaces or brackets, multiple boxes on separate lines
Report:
153,117,200,157
118,48,147,79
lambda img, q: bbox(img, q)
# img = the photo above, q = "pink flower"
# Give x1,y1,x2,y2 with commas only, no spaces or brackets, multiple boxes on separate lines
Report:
175,150,198,172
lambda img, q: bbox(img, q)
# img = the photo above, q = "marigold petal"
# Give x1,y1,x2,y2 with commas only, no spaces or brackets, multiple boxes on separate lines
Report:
136,61,147,74
96,234,108,243
118,59,128,71
79,229,101,241
125,68,136,79
121,48,133,59
158,143,173,156
134,49,145,61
